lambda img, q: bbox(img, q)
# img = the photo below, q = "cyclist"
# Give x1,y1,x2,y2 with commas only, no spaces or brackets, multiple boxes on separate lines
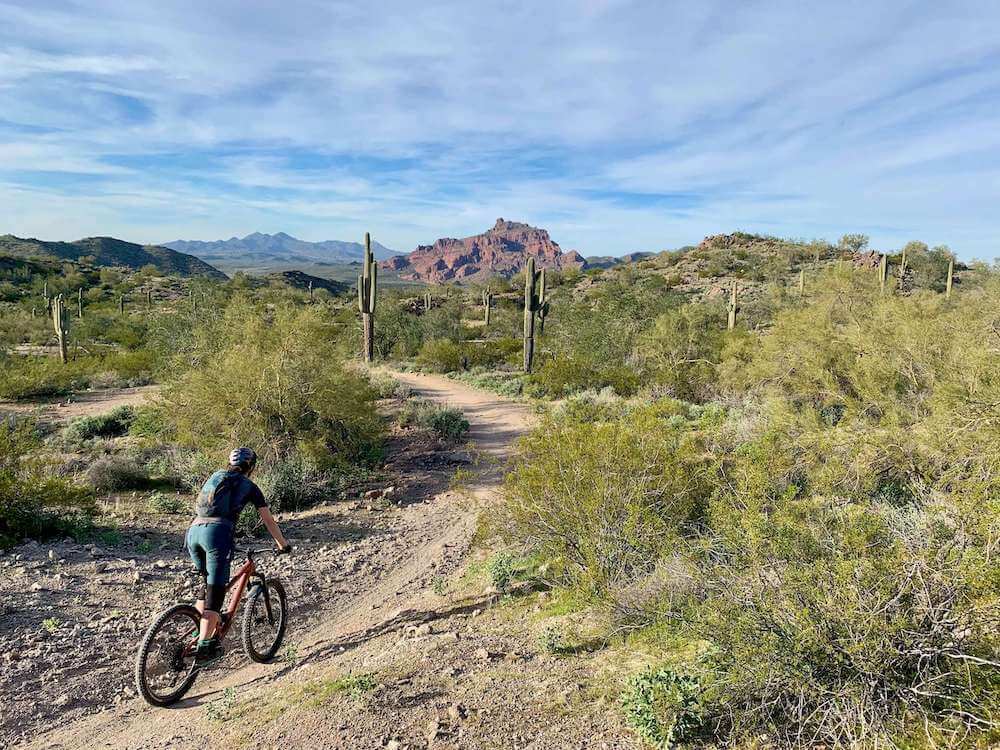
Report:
186,447,290,665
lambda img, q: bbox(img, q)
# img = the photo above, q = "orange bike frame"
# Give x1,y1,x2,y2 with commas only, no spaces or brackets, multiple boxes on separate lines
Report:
216,555,257,641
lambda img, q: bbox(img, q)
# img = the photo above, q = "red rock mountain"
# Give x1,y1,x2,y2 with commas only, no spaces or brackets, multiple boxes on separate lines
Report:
382,218,587,283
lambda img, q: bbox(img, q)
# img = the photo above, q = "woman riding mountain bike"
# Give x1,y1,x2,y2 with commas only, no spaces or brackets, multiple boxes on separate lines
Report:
134,447,293,706
186,447,291,665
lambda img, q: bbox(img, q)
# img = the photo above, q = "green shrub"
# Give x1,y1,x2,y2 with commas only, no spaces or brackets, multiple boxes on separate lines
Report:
0,350,156,399
162,300,384,468
398,400,470,439
0,420,96,547
147,491,187,514
256,454,329,513
416,338,466,373
621,667,707,748
128,405,171,440
486,551,516,593
367,372,412,400
497,406,715,595
64,405,136,441
86,456,150,492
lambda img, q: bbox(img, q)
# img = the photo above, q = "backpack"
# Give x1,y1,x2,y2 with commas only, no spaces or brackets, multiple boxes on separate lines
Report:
194,471,242,520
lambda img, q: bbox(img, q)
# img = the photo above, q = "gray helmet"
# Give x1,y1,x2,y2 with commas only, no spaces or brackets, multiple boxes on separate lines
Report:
228,447,257,472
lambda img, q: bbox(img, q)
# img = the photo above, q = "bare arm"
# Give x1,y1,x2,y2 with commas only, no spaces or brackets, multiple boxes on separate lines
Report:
258,506,288,549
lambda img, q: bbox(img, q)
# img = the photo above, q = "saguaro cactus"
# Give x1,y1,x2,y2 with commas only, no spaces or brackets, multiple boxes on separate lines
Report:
423,292,431,312
308,280,314,303
51,294,69,364
358,232,378,363
119,294,126,315
523,259,545,372
77,287,84,319
727,280,739,330
946,258,954,299
879,254,888,294
537,270,550,334
798,268,805,295
482,288,493,326
43,280,51,314
146,289,153,308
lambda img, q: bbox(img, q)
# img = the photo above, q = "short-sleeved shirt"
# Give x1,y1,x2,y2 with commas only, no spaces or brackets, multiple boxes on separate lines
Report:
197,470,267,525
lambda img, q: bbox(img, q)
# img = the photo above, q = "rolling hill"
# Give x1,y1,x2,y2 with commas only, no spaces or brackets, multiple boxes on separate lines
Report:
0,235,225,278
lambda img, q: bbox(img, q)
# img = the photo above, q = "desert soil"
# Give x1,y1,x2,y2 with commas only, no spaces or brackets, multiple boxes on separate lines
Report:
0,385,160,424
1,372,636,750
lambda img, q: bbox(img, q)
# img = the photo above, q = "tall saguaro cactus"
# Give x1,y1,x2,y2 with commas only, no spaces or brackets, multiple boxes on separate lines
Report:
77,287,84,319
879,254,888,294
523,259,545,372
119,294,126,315
946,258,954,299
358,232,378,363
727,281,739,330
51,294,69,364
308,280,314,303
482,287,493,326
536,270,550,334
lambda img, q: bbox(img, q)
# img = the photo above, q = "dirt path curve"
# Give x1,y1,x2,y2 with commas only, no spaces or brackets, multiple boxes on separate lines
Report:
22,372,533,750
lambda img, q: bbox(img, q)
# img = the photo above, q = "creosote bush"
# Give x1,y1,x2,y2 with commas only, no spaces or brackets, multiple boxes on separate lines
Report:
0,419,96,547
65,405,136,441
398,400,470,440
500,272,1000,746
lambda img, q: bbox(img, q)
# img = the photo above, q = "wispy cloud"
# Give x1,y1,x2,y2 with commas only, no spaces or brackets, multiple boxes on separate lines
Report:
1,0,998,258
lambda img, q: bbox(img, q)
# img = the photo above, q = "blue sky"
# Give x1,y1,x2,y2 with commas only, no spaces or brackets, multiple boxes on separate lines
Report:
1,1,998,259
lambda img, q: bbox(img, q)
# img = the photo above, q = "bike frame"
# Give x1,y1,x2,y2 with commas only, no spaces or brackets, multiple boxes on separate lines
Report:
202,548,276,645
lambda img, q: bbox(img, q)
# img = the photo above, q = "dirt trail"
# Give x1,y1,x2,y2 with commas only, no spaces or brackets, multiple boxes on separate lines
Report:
0,385,160,424
16,372,618,750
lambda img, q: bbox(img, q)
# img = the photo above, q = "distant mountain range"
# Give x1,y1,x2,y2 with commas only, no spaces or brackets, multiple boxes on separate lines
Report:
382,218,587,283
0,234,225,278
163,232,398,267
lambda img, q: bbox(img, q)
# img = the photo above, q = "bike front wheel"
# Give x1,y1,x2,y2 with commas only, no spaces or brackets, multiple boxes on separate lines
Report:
135,604,201,706
241,579,287,662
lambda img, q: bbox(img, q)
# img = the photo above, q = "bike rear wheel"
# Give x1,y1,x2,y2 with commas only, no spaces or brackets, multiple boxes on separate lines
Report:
241,578,287,662
134,604,201,706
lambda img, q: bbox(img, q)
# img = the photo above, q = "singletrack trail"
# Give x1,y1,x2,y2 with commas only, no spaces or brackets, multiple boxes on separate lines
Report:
21,372,622,750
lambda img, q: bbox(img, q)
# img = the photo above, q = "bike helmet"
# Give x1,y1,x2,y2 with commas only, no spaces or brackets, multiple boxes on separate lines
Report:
228,446,257,473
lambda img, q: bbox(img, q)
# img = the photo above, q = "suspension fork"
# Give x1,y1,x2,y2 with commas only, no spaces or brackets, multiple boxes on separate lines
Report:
251,573,276,626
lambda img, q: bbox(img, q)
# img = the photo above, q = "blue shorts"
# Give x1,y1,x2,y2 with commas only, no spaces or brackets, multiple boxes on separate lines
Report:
185,522,233,586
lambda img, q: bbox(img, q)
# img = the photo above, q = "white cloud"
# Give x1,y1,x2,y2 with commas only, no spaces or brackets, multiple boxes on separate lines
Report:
0,0,998,258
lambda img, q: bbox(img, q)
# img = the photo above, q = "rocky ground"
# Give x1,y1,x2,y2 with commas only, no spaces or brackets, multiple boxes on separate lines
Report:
3,372,638,750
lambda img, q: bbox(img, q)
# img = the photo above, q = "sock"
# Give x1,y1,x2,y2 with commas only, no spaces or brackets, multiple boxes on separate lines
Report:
198,639,214,649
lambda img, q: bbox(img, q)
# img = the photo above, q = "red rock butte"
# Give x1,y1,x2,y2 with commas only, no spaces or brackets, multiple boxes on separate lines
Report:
382,218,587,283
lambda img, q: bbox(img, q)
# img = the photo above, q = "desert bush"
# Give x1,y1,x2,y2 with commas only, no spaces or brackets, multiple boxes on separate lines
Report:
127,404,171,440
147,491,187,514
367,371,412,400
64,405,136,441
0,419,96,547
450,368,525,398
620,667,708,748
497,406,715,595
0,350,156,399
398,400,470,439
255,453,332,513
416,338,466,373
162,299,383,468
86,456,151,492
486,551,516,593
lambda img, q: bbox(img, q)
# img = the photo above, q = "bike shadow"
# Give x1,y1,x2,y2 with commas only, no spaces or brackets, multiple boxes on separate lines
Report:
170,593,495,708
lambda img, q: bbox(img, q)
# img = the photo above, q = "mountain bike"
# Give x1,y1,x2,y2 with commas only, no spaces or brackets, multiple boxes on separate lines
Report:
134,546,289,706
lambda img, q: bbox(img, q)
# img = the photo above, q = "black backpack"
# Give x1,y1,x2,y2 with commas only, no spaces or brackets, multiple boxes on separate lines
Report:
194,471,242,520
